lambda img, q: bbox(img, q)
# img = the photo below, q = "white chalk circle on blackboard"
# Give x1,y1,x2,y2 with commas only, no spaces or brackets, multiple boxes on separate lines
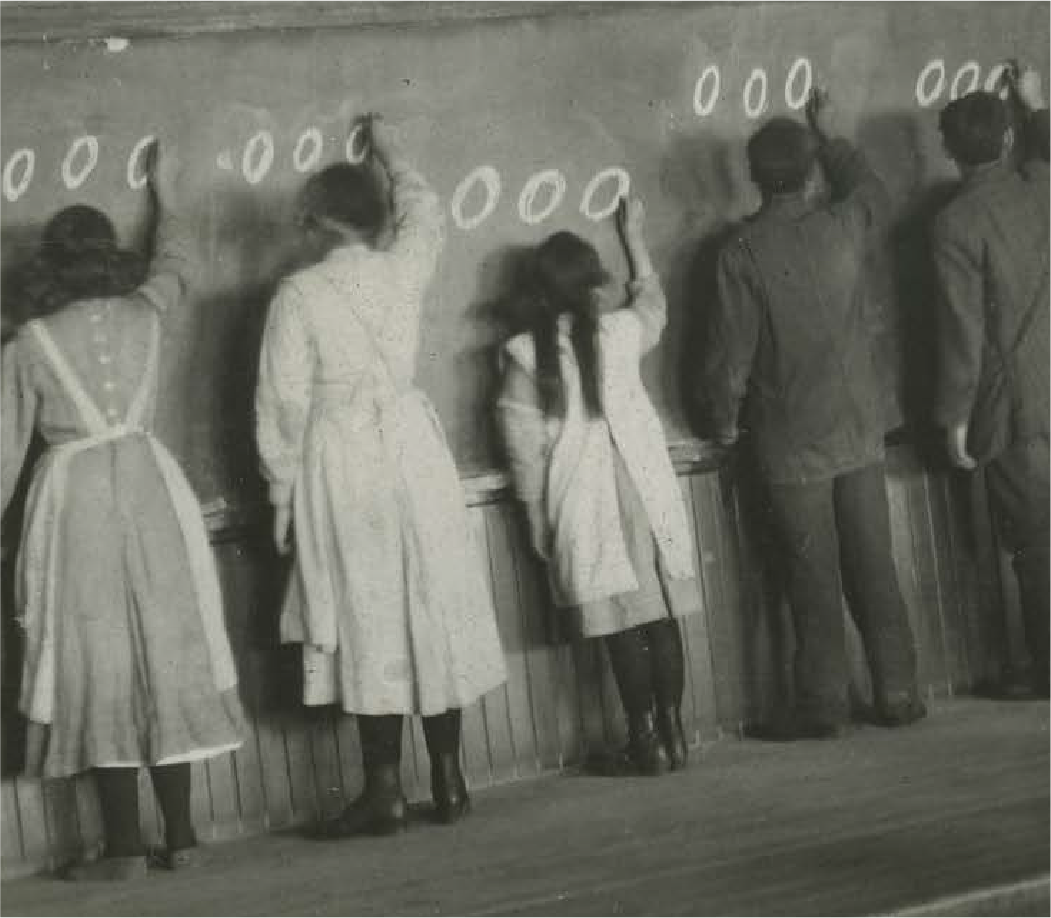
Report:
580,167,630,221
2,148,34,202
242,130,275,185
62,136,99,190
345,123,369,165
126,134,156,189
915,59,947,107
518,169,567,225
693,64,720,117
785,57,812,110
743,68,768,118
293,128,323,173
984,62,1010,96
451,165,501,230
951,61,981,100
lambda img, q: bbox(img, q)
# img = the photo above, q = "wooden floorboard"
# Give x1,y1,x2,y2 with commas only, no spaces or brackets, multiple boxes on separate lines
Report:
3,698,1047,917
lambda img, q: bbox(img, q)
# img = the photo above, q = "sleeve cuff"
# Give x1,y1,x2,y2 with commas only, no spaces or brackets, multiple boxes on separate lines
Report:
817,137,859,172
269,481,293,507
627,274,659,295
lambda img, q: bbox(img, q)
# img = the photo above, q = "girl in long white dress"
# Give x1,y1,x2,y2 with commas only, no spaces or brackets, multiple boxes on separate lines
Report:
255,118,506,835
2,146,244,879
497,199,701,774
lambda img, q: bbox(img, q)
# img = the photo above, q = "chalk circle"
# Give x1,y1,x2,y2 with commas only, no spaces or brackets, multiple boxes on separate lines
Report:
293,128,323,173
984,62,1009,96
915,59,947,107
451,165,502,231
126,134,156,189
785,57,813,110
580,167,630,222
743,68,768,119
693,64,720,117
2,148,34,202
951,61,981,100
345,123,369,164
242,130,275,185
62,135,99,190
518,169,567,225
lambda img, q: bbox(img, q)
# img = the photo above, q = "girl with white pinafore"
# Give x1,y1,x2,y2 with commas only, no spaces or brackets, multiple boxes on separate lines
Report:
1,145,244,880
497,198,701,777
255,117,506,837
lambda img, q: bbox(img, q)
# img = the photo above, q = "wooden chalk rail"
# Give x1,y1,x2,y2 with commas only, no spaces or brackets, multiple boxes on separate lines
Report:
0,1,655,43
201,439,734,539
0,437,1025,879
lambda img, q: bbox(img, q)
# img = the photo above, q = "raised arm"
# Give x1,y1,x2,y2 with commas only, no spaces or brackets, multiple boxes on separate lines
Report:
1009,64,1050,165
368,118,444,283
615,196,667,354
807,89,892,244
133,141,198,316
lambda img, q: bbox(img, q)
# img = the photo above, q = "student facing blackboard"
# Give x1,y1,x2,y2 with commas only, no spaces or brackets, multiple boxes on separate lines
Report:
255,116,507,836
1,143,245,878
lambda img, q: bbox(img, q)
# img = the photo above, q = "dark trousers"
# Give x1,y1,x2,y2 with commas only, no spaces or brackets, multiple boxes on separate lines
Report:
986,435,1050,691
766,461,919,724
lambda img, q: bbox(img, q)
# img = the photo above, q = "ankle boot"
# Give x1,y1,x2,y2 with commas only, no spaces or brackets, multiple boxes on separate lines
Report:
627,710,670,776
317,764,408,838
656,706,688,770
430,752,471,824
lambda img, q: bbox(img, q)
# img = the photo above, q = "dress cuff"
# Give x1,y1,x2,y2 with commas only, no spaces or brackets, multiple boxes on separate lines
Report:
269,481,293,507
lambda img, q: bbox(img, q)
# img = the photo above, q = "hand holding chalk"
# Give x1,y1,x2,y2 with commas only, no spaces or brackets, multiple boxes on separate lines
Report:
616,195,655,282
357,111,380,158
805,86,837,141
145,139,183,209
616,196,646,236
365,114,410,166
1007,62,1045,112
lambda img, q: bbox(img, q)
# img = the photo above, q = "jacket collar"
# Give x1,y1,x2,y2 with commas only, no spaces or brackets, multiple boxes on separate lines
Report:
757,191,812,220
962,158,1013,191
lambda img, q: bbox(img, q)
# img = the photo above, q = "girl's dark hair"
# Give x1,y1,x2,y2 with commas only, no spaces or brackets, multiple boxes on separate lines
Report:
14,204,145,321
939,91,1009,166
297,162,387,239
529,231,609,418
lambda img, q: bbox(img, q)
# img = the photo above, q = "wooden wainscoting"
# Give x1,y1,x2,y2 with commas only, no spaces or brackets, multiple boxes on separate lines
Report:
0,443,1022,878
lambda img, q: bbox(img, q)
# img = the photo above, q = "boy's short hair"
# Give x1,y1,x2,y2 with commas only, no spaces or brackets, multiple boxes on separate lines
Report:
939,91,1009,166
747,117,818,194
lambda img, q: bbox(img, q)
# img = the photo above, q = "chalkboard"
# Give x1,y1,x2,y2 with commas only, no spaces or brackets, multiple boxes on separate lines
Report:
2,1,1048,511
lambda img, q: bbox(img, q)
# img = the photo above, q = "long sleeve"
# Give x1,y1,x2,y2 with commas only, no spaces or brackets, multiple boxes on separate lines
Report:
496,360,549,502
932,213,985,427
821,139,892,247
696,241,761,439
134,210,198,316
255,283,314,507
1023,108,1050,164
1,334,39,513
496,358,552,559
386,153,445,288
625,274,668,355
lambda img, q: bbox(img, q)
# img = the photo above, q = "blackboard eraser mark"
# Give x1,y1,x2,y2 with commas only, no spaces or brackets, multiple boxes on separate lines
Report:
216,150,234,171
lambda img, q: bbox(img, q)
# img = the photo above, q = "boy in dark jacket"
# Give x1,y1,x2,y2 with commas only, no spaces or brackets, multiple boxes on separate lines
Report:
698,89,924,739
934,64,1049,697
